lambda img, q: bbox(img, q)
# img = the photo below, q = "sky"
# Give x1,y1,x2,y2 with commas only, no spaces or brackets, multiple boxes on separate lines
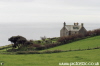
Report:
0,0,100,46
0,0,100,24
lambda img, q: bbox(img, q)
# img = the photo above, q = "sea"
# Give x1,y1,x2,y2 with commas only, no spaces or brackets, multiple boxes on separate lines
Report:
0,22,100,46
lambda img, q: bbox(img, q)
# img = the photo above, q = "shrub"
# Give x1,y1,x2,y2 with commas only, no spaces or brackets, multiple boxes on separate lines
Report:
28,51,41,54
85,29,100,37
85,31,94,37
45,43,58,49
16,51,41,54
52,50,62,53
32,44,41,48
16,51,27,54
40,36,46,41
93,29,100,35
58,34,84,44
43,50,53,53
36,45,45,50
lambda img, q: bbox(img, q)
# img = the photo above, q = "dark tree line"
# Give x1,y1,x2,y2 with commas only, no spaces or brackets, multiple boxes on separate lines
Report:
8,35,32,49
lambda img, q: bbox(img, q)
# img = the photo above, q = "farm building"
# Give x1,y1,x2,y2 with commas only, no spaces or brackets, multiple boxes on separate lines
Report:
60,22,87,37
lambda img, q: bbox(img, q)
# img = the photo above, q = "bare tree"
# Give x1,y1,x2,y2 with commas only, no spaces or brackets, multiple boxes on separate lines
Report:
40,36,46,41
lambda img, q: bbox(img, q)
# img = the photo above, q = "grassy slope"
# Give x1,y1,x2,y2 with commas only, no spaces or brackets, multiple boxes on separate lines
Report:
0,49,100,66
0,36,100,66
43,36,100,51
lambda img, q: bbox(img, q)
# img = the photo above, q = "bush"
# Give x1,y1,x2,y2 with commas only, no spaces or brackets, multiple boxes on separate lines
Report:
58,34,84,44
85,29,100,37
36,45,45,50
16,51,41,54
28,51,41,54
93,29,100,35
16,51,27,54
43,50,53,53
52,50,62,53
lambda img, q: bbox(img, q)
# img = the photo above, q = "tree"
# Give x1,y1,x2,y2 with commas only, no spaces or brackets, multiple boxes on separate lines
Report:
40,36,46,41
8,35,27,49
25,40,34,45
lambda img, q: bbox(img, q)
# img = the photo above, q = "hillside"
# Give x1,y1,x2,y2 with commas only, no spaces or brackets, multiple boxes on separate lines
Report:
42,36,100,51
1,36,100,53
0,36,100,66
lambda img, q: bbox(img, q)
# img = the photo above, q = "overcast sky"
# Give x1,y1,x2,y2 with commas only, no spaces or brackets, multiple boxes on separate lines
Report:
0,0,100,24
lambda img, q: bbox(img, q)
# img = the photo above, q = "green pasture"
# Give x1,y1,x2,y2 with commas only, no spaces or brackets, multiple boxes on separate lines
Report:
0,36,100,66
0,49,100,66
43,36,100,51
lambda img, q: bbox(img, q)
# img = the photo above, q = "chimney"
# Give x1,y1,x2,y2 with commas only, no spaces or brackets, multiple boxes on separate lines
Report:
74,23,75,25
81,23,83,27
74,22,78,25
77,22,79,25
64,22,66,27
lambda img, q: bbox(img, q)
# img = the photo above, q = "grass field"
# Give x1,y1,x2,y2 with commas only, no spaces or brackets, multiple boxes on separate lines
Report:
43,36,100,51
0,49,100,66
0,36,100,66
